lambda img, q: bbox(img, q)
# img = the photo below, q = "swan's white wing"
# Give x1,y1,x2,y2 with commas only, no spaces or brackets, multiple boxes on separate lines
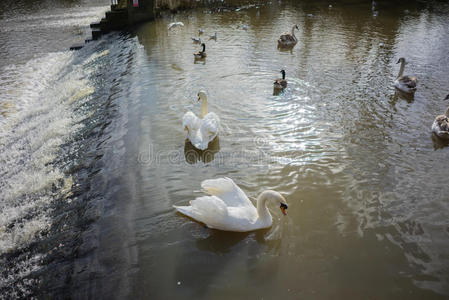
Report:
183,111,201,131
199,112,219,147
174,196,228,229
201,177,254,208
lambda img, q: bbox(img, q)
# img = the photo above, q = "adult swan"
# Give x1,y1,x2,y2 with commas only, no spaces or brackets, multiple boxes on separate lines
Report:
182,91,219,150
173,177,288,232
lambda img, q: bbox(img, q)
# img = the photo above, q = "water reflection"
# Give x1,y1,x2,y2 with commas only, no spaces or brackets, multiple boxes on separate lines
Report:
184,136,220,164
431,133,449,150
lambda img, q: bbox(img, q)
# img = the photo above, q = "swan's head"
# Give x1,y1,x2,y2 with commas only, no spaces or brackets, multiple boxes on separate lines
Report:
197,90,208,102
444,94,449,101
261,190,288,215
396,57,406,64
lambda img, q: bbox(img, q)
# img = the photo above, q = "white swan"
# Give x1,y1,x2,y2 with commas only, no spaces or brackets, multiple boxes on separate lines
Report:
182,91,219,150
432,94,449,139
278,25,299,48
173,177,288,232
394,57,417,93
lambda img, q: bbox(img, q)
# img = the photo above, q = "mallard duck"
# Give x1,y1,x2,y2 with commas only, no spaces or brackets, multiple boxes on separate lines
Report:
274,70,287,90
194,43,207,59
198,28,204,35
191,37,201,44
278,25,299,48
209,32,217,40
394,57,417,93
173,177,288,232
432,94,449,139
182,91,219,150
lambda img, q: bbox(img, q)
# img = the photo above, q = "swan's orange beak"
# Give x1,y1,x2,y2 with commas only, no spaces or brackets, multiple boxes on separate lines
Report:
280,203,288,216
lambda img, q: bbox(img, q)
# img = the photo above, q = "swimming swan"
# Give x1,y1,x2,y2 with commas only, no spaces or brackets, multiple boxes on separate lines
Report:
432,94,449,139
274,69,288,90
194,43,207,59
182,91,219,150
278,25,299,48
173,177,288,232
394,57,417,93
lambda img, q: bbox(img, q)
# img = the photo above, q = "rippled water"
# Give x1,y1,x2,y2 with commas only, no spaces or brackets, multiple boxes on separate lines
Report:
1,0,449,298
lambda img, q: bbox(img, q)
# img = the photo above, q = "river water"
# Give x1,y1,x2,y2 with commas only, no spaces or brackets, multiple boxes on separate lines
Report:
1,0,449,299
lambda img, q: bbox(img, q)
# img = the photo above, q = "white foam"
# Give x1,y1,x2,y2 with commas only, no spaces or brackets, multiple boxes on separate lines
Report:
0,51,95,254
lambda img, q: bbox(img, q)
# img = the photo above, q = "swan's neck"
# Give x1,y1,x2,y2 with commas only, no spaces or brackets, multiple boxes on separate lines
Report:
256,192,272,221
291,26,297,39
201,98,208,118
398,60,405,78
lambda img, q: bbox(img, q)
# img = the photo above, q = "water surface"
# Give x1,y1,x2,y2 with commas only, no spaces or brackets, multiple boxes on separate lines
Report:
1,0,449,298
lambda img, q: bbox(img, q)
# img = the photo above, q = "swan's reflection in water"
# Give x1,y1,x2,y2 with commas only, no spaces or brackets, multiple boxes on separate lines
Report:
184,136,220,164
393,89,415,103
431,133,449,150
273,87,285,96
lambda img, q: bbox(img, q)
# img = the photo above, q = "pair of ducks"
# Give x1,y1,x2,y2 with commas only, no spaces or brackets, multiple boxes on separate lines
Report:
178,92,288,232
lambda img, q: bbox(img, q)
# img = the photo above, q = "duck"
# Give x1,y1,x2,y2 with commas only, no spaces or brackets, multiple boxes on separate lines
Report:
173,177,288,232
193,43,207,59
432,94,449,139
182,91,219,150
274,70,288,90
198,28,204,35
394,57,417,93
191,37,201,44
278,25,299,48
209,32,217,40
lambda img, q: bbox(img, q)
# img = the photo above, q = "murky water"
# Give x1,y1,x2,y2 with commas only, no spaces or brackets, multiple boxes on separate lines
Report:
1,0,449,298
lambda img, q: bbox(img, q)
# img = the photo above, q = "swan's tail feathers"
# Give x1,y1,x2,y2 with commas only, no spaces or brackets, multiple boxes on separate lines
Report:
173,205,197,220
174,196,228,226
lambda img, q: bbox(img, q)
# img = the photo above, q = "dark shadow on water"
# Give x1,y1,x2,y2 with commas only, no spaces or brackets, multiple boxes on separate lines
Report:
393,89,415,103
184,136,220,164
193,57,206,65
273,87,286,96
431,133,449,150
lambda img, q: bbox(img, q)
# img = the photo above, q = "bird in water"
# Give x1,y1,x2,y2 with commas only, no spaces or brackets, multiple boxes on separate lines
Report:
168,22,184,30
198,28,204,35
278,25,299,48
194,43,207,59
432,94,449,139
173,177,288,232
209,32,217,40
191,37,201,44
274,70,288,90
394,57,417,94
182,91,219,150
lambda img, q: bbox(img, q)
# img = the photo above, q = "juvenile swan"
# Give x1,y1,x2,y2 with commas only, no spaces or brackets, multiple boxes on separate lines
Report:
182,91,219,150
173,177,288,232
432,94,449,139
278,25,299,48
394,57,417,93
